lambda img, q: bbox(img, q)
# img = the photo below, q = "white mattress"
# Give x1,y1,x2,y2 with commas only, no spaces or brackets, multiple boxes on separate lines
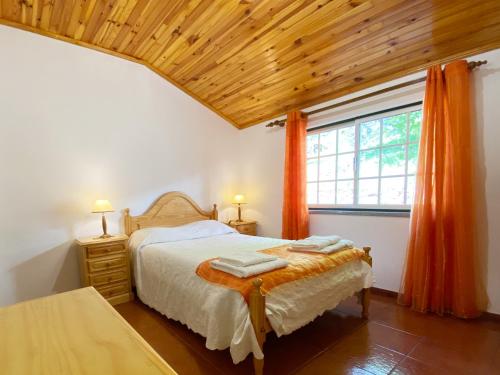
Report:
132,232,372,364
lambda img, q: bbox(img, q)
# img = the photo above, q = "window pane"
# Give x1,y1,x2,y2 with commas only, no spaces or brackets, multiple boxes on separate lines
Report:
319,156,336,181
409,110,422,142
307,182,318,204
319,130,336,155
360,120,380,149
337,153,354,179
406,175,416,205
380,177,405,204
407,143,419,174
307,107,421,208
338,125,355,153
381,145,405,176
358,178,379,204
359,149,380,178
307,158,318,181
382,113,407,145
337,180,354,204
318,182,335,204
307,134,319,158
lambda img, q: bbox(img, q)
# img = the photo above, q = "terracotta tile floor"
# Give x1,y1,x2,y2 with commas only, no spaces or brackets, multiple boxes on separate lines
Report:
115,294,500,375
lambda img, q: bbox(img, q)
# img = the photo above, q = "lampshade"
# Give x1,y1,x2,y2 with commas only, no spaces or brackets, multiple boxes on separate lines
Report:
92,199,114,213
232,194,247,204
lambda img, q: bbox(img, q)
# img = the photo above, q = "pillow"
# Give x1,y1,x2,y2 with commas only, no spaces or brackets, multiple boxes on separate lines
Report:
129,220,237,253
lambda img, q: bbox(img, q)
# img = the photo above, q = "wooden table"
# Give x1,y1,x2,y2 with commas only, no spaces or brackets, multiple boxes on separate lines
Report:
0,287,178,375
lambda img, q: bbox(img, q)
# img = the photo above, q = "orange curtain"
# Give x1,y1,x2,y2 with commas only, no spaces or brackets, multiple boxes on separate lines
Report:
282,111,309,240
398,61,486,318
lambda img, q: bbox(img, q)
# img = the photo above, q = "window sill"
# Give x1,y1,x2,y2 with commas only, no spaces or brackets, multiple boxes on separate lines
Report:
309,208,411,217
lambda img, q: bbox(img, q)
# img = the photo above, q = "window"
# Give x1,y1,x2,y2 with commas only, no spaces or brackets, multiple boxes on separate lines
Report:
306,104,422,210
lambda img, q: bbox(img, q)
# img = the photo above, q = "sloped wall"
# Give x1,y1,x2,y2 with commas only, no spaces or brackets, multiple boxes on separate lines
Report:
0,25,239,306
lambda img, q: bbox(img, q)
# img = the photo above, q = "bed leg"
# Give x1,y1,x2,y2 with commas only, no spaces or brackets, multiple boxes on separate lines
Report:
362,246,372,267
361,246,372,319
253,357,264,375
361,288,370,319
250,279,266,375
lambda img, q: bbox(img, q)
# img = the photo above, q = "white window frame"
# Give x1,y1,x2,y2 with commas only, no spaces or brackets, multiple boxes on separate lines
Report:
307,104,422,210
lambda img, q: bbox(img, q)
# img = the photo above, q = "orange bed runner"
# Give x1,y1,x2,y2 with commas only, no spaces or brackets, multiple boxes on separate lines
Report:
196,245,365,302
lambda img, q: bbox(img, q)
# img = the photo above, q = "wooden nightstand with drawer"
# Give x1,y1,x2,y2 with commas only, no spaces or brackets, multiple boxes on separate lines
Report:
228,220,257,236
76,234,133,306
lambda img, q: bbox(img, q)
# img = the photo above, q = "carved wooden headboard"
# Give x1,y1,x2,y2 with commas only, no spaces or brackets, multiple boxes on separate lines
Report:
124,192,218,236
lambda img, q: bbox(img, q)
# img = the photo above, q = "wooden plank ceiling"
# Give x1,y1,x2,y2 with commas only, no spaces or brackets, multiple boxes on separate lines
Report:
1,1,500,128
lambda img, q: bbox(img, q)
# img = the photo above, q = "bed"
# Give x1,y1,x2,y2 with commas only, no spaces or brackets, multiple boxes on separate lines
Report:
124,192,373,375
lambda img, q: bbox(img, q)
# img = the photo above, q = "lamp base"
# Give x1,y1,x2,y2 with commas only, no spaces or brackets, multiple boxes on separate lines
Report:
94,234,113,240
94,214,113,240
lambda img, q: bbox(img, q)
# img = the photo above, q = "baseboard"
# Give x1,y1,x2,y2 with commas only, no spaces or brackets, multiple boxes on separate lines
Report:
370,287,500,321
483,311,500,322
370,287,398,299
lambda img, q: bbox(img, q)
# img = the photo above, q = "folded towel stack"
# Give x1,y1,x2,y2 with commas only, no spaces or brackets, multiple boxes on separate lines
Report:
290,235,341,250
210,252,288,278
218,252,277,267
289,235,354,254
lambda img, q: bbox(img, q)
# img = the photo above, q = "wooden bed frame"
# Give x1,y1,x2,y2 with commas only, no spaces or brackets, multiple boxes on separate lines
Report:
124,191,373,375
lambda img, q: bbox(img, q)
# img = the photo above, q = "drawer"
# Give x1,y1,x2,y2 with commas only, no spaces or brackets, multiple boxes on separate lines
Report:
86,242,126,258
237,224,256,235
107,293,132,306
89,269,128,286
87,255,127,273
95,281,129,299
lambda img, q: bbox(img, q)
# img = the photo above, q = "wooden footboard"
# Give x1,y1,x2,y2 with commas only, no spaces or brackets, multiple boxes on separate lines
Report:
249,246,373,375
360,246,372,319
249,279,267,375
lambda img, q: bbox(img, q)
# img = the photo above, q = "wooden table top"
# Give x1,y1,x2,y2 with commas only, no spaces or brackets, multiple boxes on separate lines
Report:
0,287,178,375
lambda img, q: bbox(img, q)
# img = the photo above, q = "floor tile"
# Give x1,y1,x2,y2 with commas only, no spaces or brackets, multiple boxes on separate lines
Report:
490,344,500,372
368,303,448,338
346,321,422,355
389,357,442,375
115,299,162,331
114,294,500,375
132,319,220,375
291,309,367,350
294,364,375,375
408,337,499,375
294,342,404,375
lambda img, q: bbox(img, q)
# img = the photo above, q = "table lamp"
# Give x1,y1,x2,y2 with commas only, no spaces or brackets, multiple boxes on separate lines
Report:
92,199,114,238
232,194,247,222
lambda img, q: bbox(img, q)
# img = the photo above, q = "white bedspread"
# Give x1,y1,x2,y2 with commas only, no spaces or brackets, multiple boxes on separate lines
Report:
131,232,372,364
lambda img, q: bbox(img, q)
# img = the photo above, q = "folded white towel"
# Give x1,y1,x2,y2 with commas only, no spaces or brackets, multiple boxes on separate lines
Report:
308,235,342,244
290,239,331,250
218,252,278,267
290,235,341,250
210,258,289,278
289,239,354,254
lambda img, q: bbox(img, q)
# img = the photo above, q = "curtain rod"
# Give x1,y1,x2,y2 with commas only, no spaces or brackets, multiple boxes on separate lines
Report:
266,60,487,128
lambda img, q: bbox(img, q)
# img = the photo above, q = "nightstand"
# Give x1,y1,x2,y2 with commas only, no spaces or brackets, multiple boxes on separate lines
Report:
76,234,133,306
229,220,257,236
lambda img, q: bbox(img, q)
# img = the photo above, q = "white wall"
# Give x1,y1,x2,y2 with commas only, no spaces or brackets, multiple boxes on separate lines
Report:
0,25,240,306
474,51,500,314
238,49,500,314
